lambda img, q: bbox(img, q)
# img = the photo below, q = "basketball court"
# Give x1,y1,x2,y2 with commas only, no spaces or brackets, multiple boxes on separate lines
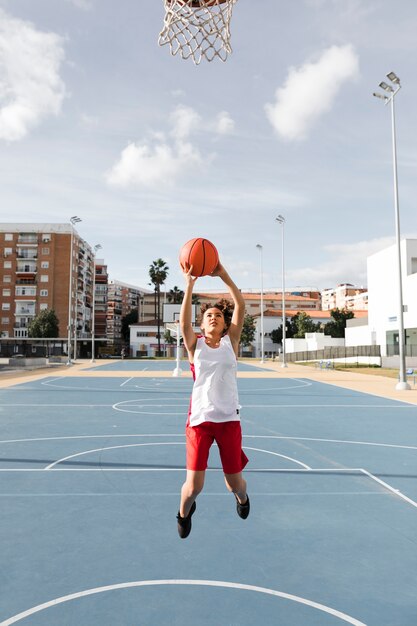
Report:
0,360,416,625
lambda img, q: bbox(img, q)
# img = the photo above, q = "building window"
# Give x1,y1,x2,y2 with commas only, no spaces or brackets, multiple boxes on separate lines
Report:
1,331,9,338
40,289,48,297
4,234,13,241
1,317,9,324
42,234,51,243
2,289,11,297
2,303,10,310
41,261,49,269
40,275,49,283
3,275,11,283
3,261,11,269
40,303,48,311
4,248,12,256
15,287,36,296
42,247,50,255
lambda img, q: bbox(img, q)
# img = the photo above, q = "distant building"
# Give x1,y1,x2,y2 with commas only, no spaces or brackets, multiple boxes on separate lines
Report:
346,239,417,363
321,284,368,311
106,280,150,352
94,259,108,342
0,223,93,355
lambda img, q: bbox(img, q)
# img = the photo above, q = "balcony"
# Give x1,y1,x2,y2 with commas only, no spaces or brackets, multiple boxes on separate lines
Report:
16,266,37,274
16,279,37,285
15,309,35,316
17,252,37,259
17,236,38,244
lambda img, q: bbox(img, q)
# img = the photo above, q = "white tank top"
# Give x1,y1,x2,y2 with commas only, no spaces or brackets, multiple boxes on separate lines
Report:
188,335,240,427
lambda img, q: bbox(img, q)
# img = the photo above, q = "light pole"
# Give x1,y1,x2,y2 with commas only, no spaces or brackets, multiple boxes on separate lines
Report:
67,216,81,365
373,72,410,390
91,244,102,363
256,244,265,362
276,215,287,368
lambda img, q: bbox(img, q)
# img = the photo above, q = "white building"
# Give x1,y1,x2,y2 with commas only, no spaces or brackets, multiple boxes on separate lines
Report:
346,239,417,364
251,309,341,358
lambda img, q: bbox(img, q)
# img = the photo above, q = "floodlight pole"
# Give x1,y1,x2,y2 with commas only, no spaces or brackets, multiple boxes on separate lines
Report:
256,244,265,362
276,215,287,367
373,72,410,390
66,216,81,365
91,244,102,363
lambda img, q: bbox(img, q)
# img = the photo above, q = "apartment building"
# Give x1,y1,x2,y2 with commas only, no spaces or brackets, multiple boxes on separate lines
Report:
107,280,150,350
0,224,93,347
321,284,368,311
94,259,108,340
195,290,321,320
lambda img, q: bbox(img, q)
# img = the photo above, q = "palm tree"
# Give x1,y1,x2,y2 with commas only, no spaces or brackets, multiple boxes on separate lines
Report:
149,258,169,356
167,286,184,304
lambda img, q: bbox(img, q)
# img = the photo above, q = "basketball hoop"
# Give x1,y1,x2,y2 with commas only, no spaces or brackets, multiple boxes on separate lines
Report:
159,0,238,65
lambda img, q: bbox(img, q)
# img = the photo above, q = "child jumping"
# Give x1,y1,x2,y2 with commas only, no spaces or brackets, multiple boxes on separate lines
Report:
176,261,249,539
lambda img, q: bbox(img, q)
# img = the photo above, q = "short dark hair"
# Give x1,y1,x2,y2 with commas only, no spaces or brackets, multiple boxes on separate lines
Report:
200,298,234,333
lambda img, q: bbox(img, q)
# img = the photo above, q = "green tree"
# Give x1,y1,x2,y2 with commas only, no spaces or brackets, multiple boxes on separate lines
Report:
167,286,184,304
149,258,169,356
292,311,321,338
28,309,59,338
324,307,354,338
163,329,175,345
121,308,138,344
240,314,256,351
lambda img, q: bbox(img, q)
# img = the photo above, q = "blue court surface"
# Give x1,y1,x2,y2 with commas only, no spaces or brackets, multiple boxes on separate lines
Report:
83,359,274,372
0,367,416,625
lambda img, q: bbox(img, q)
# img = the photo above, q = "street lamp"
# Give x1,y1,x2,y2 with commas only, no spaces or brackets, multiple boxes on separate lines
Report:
256,244,265,362
67,216,82,365
275,215,287,368
373,71,410,390
91,244,102,363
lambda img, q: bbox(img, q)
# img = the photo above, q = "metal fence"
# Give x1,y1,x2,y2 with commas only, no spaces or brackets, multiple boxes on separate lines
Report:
285,345,381,363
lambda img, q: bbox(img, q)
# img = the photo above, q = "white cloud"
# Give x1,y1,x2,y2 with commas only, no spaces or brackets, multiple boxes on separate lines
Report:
265,44,359,141
0,9,66,141
65,0,93,10
170,105,202,140
287,236,396,289
106,140,203,188
214,111,235,135
106,104,234,189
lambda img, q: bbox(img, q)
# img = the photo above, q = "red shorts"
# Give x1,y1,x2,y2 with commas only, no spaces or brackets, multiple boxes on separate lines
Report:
186,421,249,474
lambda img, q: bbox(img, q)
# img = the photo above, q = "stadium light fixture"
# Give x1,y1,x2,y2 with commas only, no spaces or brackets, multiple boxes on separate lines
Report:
373,73,409,390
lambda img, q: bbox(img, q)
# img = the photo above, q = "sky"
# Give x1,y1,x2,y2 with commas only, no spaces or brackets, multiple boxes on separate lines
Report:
0,0,416,294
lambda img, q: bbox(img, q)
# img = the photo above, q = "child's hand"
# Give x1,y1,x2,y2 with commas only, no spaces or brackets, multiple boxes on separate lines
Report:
182,263,198,286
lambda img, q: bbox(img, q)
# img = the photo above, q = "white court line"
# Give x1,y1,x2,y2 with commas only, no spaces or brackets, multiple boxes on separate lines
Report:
0,434,416,451
44,442,185,470
45,443,309,471
243,447,311,469
0,468,366,472
243,436,417,451
0,404,111,407
359,469,417,510
243,404,416,408
0,579,367,626
0,492,385,497
120,377,133,387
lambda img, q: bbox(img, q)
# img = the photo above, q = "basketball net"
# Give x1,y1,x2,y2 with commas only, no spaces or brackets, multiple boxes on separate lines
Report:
159,0,237,65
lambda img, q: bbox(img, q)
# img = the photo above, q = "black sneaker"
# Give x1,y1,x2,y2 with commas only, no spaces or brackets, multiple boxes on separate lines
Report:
234,493,250,519
176,501,196,539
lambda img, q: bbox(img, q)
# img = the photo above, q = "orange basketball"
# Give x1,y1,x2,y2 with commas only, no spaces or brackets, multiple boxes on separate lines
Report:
179,238,219,277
